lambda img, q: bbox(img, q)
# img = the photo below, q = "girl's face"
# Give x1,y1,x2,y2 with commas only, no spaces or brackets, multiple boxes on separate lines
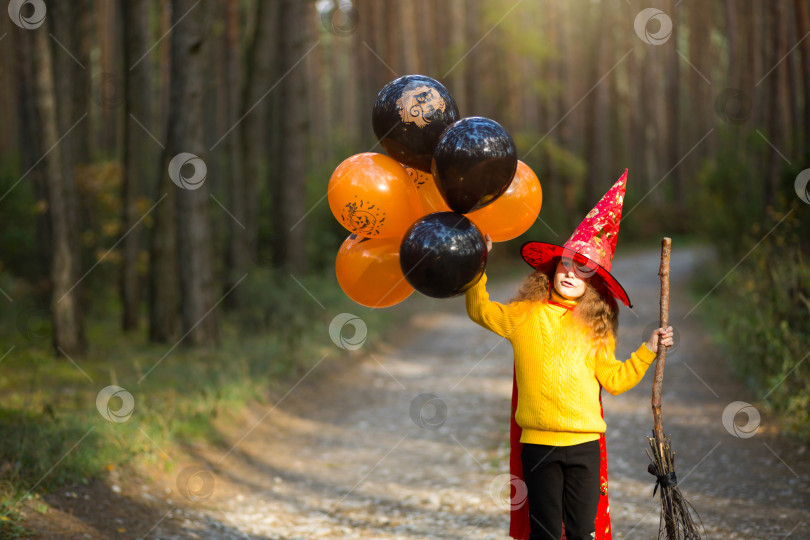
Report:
553,258,590,300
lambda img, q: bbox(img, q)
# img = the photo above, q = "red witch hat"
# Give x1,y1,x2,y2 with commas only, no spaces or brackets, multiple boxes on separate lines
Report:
521,169,632,307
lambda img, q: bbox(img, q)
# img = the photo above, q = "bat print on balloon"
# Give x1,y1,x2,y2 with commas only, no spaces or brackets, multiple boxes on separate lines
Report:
403,165,451,214
405,166,428,189
341,196,386,237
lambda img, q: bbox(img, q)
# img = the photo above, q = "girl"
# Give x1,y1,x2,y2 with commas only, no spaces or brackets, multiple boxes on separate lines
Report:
465,170,673,540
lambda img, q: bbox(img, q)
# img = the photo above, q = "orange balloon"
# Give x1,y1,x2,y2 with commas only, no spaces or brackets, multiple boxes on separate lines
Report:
335,234,414,308
403,166,451,214
467,161,543,242
328,153,422,238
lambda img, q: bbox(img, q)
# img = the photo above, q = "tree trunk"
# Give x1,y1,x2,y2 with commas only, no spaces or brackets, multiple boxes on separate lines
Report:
148,183,178,341
49,1,85,315
419,0,437,76
148,1,180,344
688,1,713,173
384,2,398,73
15,22,51,283
74,0,93,163
726,0,739,87
447,0,468,113
330,8,360,150
778,3,794,159
274,0,314,274
0,24,18,156
795,0,810,157
159,0,172,137
398,1,420,74
147,27,178,347
31,27,85,356
725,0,746,156
169,0,218,346
747,3,763,127
557,0,576,225
121,0,152,331
95,0,120,156
464,1,483,116
224,0,249,304
582,1,603,209
242,0,280,267
666,0,682,205
354,0,384,149
50,0,91,166
786,3,800,152
765,2,785,207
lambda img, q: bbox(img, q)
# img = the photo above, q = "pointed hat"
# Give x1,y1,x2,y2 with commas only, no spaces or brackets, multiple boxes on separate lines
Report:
521,169,631,307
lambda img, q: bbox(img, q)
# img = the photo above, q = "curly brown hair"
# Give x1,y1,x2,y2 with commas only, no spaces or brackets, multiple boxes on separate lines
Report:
511,264,619,349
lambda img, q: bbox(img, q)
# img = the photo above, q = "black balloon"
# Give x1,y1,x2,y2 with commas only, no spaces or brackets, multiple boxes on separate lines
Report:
372,75,460,173
399,212,487,298
431,116,517,214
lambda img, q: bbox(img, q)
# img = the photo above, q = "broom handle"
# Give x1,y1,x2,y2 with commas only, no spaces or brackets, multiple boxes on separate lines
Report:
651,237,671,450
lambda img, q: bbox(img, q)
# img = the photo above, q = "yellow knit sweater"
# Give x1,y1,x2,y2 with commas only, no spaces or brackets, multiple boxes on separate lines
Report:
466,273,657,446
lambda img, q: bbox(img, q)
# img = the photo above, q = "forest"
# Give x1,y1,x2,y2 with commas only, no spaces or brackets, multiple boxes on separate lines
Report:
0,0,808,536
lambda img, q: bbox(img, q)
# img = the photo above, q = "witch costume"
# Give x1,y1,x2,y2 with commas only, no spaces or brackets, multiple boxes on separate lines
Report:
466,170,656,540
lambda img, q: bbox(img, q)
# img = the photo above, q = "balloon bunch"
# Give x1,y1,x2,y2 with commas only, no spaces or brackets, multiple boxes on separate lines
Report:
329,75,542,307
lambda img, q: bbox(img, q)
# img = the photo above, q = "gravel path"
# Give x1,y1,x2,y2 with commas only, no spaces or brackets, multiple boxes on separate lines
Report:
30,246,810,539
152,245,809,539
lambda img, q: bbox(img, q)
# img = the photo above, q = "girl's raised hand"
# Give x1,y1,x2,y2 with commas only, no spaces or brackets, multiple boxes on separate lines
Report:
646,326,674,352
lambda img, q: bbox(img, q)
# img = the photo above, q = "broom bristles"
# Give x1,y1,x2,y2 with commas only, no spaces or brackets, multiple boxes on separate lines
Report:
646,435,706,540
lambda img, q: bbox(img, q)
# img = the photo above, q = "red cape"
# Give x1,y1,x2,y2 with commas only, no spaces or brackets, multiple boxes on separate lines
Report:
509,367,613,540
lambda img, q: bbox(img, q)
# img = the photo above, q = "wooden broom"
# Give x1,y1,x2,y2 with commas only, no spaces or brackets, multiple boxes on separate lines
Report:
645,237,705,539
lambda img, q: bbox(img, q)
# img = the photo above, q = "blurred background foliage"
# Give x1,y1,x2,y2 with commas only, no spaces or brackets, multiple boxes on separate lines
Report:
0,0,808,521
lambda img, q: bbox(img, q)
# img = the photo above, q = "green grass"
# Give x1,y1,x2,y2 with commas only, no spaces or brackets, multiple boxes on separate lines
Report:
683,136,810,441
0,266,392,530
689,208,810,441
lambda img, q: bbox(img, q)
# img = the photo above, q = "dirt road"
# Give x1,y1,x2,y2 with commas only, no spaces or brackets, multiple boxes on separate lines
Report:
28,247,810,539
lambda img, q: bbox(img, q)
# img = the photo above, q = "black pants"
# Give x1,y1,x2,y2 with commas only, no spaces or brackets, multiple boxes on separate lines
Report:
521,440,601,540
